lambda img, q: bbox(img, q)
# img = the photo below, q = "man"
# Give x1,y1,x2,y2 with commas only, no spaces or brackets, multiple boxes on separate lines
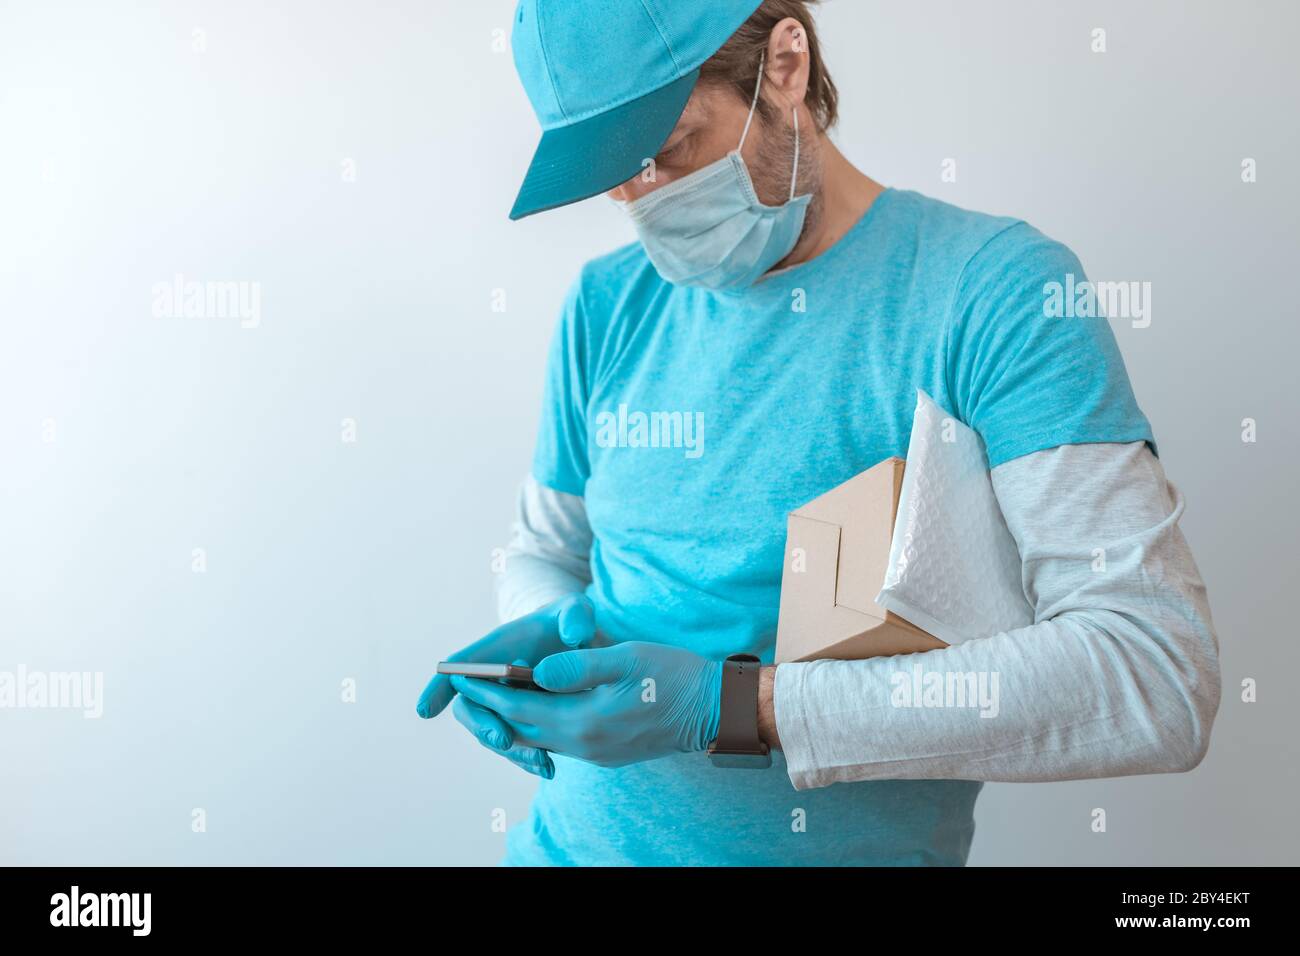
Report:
417,0,1220,866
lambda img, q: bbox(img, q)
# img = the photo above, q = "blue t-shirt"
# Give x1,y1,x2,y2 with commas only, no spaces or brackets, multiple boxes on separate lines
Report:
512,188,1153,866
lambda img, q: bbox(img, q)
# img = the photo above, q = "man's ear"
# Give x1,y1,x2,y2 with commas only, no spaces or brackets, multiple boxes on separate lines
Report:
764,17,811,112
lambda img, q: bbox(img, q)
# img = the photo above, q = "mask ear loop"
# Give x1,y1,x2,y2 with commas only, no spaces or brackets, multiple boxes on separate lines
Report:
737,51,765,153
737,50,802,202
789,106,800,201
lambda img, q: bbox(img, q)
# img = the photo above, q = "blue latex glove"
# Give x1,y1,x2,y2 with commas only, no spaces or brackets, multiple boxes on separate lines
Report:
450,642,723,769
416,594,600,779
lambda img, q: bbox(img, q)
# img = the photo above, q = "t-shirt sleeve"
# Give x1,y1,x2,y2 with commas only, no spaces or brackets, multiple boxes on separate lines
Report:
945,222,1155,468
531,277,590,496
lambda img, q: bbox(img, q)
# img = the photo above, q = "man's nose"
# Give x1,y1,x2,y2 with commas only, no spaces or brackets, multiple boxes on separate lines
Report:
607,172,652,204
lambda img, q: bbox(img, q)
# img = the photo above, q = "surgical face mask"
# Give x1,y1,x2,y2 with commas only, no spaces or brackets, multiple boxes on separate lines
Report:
620,55,812,290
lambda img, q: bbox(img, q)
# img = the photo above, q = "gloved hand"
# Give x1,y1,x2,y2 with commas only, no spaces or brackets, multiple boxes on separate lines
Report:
450,641,723,769
416,594,600,779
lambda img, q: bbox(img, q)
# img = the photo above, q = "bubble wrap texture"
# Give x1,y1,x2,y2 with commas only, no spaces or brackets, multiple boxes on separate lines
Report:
876,390,1034,645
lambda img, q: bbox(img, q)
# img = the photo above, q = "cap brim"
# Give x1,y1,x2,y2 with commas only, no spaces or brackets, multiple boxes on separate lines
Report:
509,68,700,221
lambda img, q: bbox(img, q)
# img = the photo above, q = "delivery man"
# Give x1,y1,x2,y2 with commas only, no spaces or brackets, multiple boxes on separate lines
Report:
416,0,1220,866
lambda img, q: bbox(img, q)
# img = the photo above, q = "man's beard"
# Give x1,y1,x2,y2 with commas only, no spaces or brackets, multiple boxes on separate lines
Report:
751,111,823,253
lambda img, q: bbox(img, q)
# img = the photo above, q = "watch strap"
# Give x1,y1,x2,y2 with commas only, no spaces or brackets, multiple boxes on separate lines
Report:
708,654,770,762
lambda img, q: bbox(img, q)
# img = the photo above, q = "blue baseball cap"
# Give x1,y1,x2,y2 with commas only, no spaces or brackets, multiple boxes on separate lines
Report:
509,0,764,220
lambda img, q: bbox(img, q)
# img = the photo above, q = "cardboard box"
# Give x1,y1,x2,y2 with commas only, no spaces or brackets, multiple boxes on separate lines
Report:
775,457,947,663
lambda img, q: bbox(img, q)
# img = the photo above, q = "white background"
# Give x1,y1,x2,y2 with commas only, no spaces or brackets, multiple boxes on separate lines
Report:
1,0,1296,864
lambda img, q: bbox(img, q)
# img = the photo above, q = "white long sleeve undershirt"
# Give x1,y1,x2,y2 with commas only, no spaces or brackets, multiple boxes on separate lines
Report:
496,476,592,623
494,441,1221,788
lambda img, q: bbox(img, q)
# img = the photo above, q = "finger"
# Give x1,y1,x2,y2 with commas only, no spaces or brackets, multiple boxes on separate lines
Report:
556,594,597,648
533,645,633,693
451,674,550,724
416,672,456,720
451,694,514,751
452,697,554,779
499,742,556,779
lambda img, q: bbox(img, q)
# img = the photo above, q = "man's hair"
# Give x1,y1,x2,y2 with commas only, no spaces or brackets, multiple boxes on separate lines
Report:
699,0,839,131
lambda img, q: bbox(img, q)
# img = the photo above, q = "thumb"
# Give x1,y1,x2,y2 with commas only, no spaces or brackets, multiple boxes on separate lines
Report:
534,645,631,693
556,594,597,648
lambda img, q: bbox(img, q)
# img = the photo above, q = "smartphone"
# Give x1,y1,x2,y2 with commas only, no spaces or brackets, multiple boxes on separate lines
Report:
437,661,540,690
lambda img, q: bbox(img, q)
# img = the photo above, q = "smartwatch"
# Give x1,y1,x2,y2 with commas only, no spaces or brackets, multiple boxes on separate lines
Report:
707,654,772,769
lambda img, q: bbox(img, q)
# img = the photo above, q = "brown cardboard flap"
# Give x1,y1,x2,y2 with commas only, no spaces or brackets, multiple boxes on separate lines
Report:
776,514,864,663
803,619,946,662
784,514,842,609
775,457,945,664
833,459,904,617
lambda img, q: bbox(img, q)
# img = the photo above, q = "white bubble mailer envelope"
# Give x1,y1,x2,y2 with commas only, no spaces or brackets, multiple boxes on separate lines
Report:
875,390,1034,645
